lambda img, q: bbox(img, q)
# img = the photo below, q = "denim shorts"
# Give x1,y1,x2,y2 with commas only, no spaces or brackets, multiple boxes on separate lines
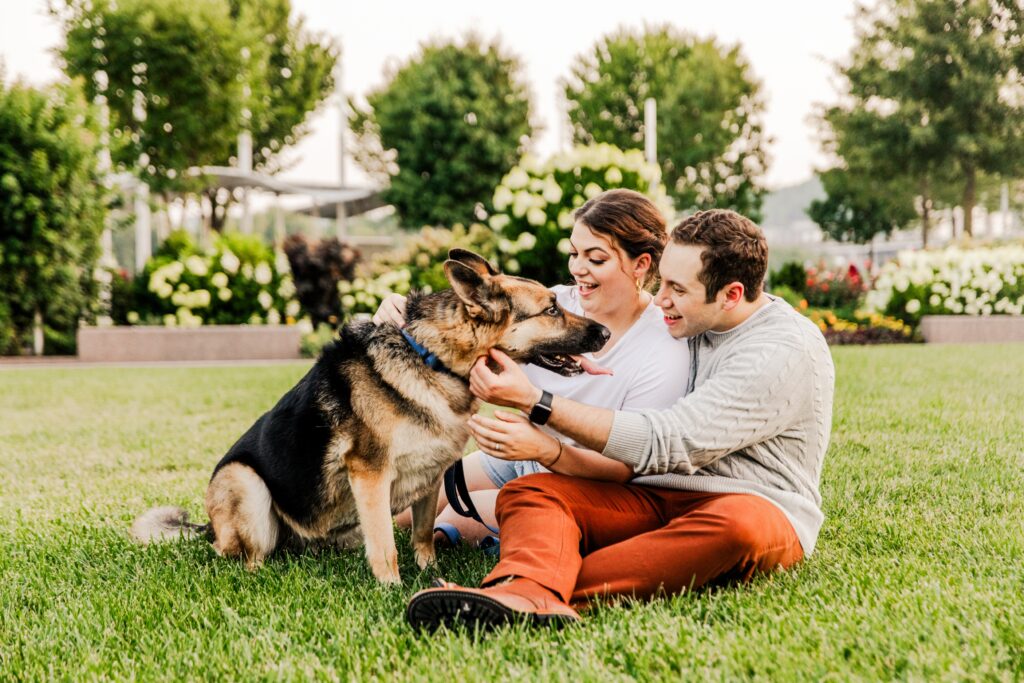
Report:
479,452,547,487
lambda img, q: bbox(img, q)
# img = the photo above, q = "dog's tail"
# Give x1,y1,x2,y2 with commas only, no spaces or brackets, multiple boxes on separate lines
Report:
129,506,211,544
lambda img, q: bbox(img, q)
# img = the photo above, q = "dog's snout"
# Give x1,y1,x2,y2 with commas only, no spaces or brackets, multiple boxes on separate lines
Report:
597,325,611,343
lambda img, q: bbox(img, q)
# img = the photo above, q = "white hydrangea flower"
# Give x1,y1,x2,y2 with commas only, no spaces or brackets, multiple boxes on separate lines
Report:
584,182,603,199
527,207,547,226
220,251,240,275
905,299,921,314
285,300,301,318
211,272,229,289
254,262,273,285
258,290,273,310
517,232,537,250
185,255,208,277
193,289,211,308
266,309,281,325
277,277,296,299
341,294,356,309
489,213,511,231
275,250,291,275
558,210,575,229
218,288,232,302
505,167,529,190
241,263,254,279
557,238,572,255
163,314,177,327
542,176,563,204
604,167,623,185
126,311,140,325
505,258,520,273
493,185,514,211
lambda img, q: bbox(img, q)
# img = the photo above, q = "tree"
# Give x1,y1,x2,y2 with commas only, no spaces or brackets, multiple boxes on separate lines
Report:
56,0,338,227
0,78,107,354
833,0,1024,238
809,168,917,254
349,35,533,227
564,25,769,220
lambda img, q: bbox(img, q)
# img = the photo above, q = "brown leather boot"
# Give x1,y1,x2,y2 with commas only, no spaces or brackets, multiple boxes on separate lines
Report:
406,578,581,632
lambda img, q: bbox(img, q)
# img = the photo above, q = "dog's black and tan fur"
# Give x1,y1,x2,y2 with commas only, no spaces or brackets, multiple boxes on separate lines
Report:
131,250,609,583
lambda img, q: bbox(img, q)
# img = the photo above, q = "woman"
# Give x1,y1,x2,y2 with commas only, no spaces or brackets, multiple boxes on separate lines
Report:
378,189,689,546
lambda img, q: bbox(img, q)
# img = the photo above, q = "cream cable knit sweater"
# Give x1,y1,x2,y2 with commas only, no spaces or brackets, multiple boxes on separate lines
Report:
602,296,835,555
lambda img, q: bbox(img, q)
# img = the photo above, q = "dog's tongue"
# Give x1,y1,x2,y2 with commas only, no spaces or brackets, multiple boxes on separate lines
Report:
571,355,613,376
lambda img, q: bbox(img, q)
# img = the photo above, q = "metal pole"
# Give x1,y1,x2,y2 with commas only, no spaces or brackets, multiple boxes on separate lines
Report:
238,129,253,234
644,98,657,165
335,62,349,240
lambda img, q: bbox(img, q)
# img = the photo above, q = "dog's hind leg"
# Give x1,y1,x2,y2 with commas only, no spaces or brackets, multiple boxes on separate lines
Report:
409,478,442,570
205,462,281,570
348,466,401,584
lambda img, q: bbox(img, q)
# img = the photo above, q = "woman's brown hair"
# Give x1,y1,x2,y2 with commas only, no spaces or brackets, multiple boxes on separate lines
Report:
573,189,667,289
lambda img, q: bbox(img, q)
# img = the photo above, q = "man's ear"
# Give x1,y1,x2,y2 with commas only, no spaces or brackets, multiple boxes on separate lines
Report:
720,282,746,310
444,259,497,320
448,249,498,277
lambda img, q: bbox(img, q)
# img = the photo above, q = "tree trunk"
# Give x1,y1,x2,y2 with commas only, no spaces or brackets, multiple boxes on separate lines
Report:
919,177,932,249
962,164,976,238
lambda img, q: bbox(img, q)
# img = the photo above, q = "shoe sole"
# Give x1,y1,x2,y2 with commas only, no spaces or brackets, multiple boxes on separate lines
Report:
406,590,579,632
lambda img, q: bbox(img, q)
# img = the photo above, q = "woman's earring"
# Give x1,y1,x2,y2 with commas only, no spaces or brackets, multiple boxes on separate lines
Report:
636,276,643,294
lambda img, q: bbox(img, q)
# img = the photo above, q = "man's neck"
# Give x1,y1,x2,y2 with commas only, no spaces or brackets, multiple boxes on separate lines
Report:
711,293,772,333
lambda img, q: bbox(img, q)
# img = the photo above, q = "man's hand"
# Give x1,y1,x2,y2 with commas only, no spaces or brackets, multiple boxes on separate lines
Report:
372,293,407,327
469,349,542,412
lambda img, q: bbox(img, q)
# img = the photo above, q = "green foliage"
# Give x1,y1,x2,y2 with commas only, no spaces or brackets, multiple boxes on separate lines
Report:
808,168,918,244
349,35,533,227
0,78,107,355
487,144,669,284
129,230,301,326
226,0,338,174
822,0,1024,238
565,25,768,219
804,262,867,312
56,0,338,196
340,224,499,319
769,261,809,295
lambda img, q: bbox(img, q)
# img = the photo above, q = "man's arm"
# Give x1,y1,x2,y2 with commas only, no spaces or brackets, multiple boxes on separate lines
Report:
468,349,615,451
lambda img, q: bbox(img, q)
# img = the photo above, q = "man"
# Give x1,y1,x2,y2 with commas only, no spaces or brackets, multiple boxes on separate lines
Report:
406,209,835,630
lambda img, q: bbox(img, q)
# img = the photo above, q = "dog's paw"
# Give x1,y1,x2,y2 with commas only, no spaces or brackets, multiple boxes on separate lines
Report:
370,554,402,585
413,543,437,570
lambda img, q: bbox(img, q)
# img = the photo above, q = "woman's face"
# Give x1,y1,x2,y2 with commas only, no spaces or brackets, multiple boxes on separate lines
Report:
567,221,646,319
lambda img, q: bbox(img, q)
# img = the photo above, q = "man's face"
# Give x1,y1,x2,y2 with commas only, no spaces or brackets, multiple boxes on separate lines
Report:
654,242,723,339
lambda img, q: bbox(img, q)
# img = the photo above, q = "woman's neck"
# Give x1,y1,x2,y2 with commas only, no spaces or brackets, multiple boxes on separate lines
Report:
587,292,651,358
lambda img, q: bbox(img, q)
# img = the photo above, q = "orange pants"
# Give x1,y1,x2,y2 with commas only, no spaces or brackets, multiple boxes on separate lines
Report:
482,473,804,605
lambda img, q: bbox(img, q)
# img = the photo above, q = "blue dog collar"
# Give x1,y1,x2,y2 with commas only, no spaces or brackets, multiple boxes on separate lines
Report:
400,329,452,374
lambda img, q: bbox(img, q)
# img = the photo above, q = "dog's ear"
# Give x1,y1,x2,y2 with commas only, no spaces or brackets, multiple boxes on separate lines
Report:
444,259,501,320
448,249,498,277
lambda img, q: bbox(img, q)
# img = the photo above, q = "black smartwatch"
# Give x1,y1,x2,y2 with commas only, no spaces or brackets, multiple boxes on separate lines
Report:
528,390,554,425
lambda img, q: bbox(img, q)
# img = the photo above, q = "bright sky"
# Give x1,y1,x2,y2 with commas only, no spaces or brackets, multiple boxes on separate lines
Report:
1,0,858,190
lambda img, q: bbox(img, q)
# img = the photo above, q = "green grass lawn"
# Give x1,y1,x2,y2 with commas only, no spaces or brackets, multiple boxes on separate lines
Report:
1,345,1022,680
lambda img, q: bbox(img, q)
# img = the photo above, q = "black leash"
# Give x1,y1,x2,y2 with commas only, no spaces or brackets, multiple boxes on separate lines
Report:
443,459,499,535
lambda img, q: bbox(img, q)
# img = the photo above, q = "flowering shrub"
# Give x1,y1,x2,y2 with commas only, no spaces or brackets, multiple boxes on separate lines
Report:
487,143,671,284
804,262,867,311
339,223,499,320
804,306,912,344
865,244,1024,328
129,231,303,327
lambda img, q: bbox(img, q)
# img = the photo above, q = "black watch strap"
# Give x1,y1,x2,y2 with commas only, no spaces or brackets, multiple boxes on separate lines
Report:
529,390,554,425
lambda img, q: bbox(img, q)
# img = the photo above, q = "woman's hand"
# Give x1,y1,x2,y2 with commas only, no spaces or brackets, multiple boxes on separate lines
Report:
468,410,561,466
372,293,408,327
469,349,542,412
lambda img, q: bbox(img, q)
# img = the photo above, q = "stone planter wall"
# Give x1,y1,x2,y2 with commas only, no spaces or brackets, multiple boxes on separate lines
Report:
920,315,1024,344
77,325,303,362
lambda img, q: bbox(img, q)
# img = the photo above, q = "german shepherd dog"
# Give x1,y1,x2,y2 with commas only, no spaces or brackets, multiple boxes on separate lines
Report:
131,250,609,583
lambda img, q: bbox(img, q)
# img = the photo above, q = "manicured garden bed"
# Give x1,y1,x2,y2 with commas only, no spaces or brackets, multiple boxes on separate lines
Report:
1,345,1021,679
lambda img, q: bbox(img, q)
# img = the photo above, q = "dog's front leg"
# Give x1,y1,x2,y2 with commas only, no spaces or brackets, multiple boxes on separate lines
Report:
348,467,401,585
410,478,442,570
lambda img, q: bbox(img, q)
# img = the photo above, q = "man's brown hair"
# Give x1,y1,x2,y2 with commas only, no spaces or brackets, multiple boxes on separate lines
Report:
670,209,768,303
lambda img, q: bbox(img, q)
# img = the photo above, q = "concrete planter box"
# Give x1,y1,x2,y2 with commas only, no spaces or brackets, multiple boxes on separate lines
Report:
920,315,1024,344
77,325,303,362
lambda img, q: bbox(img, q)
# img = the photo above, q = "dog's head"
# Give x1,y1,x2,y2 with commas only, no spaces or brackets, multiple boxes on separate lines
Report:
444,249,610,376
